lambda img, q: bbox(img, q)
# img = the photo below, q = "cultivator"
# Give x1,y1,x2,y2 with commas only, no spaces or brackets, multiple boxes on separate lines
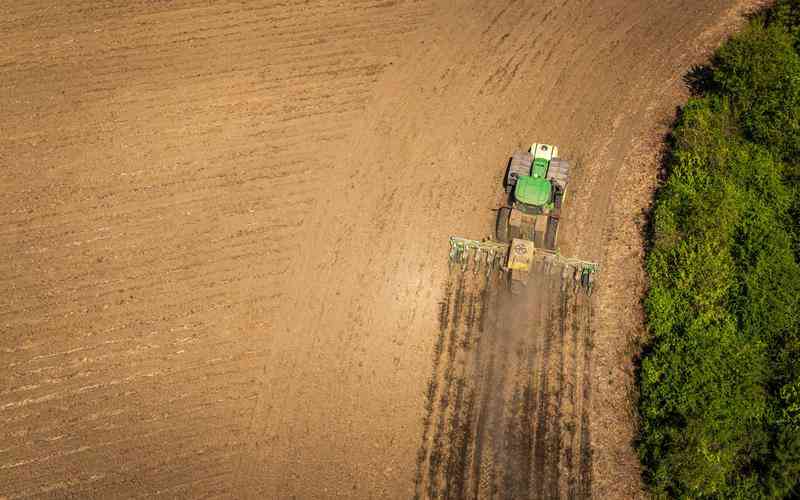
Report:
448,237,509,275
448,236,599,294
448,142,599,295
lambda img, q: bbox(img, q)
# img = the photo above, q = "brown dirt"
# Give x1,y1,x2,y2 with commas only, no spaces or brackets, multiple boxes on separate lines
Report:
0,1,761,498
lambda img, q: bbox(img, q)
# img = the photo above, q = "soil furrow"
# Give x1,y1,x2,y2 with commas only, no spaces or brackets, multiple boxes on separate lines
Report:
413,271,454,498
578,298,595,499
427,271,467,499
531,271,557,498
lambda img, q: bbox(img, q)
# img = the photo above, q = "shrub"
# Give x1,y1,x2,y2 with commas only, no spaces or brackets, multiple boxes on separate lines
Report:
638,5,800,497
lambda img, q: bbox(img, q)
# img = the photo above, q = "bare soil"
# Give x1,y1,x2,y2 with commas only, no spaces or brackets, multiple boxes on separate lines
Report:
0,1,760,498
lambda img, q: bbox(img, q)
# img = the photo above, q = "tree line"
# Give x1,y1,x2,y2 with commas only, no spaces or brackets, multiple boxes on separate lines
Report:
639,1,800,497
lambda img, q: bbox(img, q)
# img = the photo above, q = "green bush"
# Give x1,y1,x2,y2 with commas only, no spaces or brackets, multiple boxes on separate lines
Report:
711,23,800,161
638,3,800,497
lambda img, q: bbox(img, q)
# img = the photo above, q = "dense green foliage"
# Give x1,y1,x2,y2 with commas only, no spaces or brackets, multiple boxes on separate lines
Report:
638,2,800,497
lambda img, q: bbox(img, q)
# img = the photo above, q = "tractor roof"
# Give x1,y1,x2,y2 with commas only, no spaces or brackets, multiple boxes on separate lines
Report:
514,175,551,206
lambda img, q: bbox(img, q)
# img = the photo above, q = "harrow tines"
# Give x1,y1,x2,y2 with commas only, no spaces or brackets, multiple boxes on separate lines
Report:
448,238,459,263
449,245,461,265
448,237,512,276
561,264,571,282
485,249,494,277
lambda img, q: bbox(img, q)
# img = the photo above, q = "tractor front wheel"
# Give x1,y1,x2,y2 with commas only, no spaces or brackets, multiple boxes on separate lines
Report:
496,207,511,243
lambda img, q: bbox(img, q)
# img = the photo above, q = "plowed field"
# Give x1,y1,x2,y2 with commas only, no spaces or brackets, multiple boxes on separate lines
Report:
1,0,756,498
414,263,595,500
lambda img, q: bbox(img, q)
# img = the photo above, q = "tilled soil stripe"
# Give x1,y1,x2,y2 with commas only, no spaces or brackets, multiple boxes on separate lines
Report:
531,268,558,499
466,273,499,500
578,297,595,499
564,283,582,500
443,275,481,500
413,272,454,500
428,268,473,499
546,269,571,499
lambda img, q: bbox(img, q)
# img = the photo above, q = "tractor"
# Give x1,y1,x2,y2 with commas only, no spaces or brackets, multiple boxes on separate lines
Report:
449,142,598,294
497,143,567,250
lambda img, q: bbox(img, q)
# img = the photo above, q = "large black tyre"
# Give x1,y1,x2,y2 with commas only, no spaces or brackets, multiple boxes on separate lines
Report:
551,186,566,218
545,216,559,250
553,187,564,210
496,207,511,243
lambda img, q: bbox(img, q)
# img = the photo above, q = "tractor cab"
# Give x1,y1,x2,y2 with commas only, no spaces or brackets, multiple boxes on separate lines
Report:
514,175,554,212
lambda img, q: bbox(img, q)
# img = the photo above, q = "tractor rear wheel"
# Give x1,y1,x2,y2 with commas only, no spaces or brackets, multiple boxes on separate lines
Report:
545,216,559,250
496,207,511,243
554,188,564,209
552,186,566,217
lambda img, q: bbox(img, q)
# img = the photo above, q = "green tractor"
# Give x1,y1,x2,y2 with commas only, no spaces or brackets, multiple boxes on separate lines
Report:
449,142,598,294
497,143,568,250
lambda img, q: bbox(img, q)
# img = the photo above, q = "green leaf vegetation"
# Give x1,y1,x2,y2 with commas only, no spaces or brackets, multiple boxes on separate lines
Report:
638,2,800,498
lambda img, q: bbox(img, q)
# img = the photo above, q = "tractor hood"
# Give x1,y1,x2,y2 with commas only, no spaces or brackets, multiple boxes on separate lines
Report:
514,175,551,206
